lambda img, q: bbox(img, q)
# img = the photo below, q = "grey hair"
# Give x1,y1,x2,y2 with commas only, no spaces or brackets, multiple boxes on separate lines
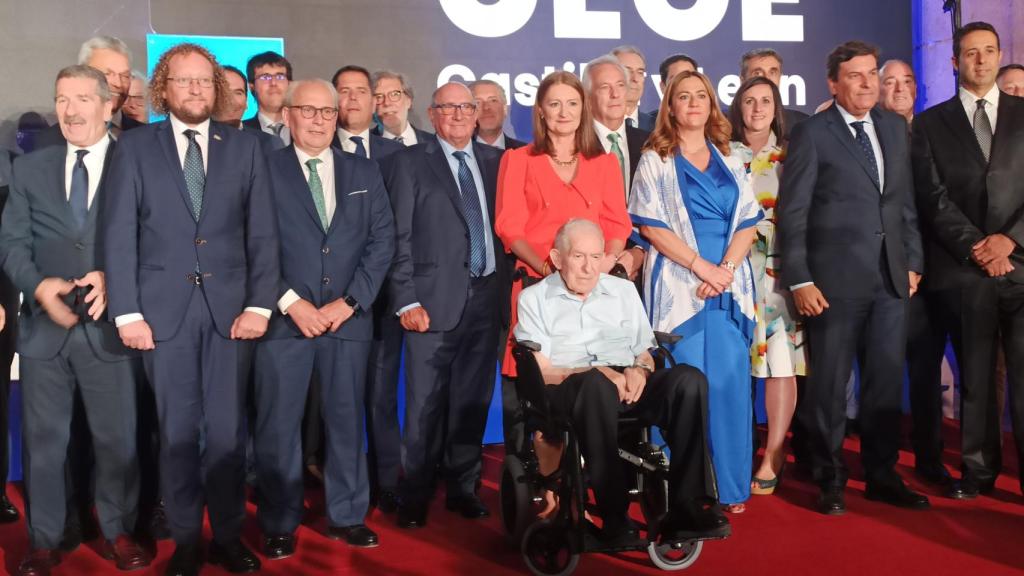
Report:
740,48,783,78
553,218,605,254
372,69,415,100
430,81,472,104
130,69,147,83
283,78,339,107
55,65,111,102
77,35,132,67
879,59,915,80
468,79,508,104
582,54,628,93
611,45,646,65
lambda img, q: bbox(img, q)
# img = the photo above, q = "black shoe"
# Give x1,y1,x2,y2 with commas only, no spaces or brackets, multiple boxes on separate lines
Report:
376,489,400,514
262,534,296,560
817,487,846,516
0,495,19,524
166,542,202,576
445,494,490,519
865,480,930,510
396,504,427,529
845,418,860,437
584,518,644,552
915,462,952,486
947,475,995,500
58,519,83,553
208,540,261,573
660,501,731,542
147,501,171,541
327,524,380,548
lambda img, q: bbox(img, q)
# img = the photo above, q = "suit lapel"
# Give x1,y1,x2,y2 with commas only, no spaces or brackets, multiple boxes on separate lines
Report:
872,109,893,196
46,146,75,233
83,138,115,233
989,94,1020,167
825,106,880,192
156,121,196,217
472,141,496,223
938,96,988,169
326,149,348,236
426,140,469,231
280,146,326,233
199,123,229,226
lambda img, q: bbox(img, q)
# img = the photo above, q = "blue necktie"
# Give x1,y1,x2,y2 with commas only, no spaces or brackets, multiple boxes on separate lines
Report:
182,129,205,220
69,149,89,229
850,121,880,189
350,136,367,158
452,151,487,277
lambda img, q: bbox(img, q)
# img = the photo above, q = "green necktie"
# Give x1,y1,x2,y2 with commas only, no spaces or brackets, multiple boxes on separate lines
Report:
305,158,329,230
607,132,627,200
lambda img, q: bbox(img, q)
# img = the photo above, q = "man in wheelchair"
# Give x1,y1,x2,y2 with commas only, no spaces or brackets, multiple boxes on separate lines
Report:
513,218,731,548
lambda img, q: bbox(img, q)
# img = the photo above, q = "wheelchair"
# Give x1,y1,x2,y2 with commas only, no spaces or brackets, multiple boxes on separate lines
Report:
499,333,721,575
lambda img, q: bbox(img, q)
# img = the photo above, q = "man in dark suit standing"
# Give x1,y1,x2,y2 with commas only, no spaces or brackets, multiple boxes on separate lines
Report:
242,51,292,148
470,80,526,150
371,70,434,146
331,65,405,160
217,65,282,155
387,82,506,528
778,41,928,515
255,79,394,558
913,21,1024,499
0,147,19,526
1,65,149,576
104,43,279,575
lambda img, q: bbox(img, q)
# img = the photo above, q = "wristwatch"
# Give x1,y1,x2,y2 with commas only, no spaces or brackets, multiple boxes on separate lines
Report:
720,260,736,272
632,359,655,374
343,294,361,315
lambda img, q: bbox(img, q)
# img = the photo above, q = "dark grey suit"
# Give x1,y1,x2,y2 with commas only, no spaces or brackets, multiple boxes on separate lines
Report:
0,149,18,502
0,141,140,549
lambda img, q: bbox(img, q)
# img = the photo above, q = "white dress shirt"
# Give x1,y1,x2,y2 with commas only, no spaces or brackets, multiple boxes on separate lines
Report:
279,146,336,314
958,84,1000,134
382,123,418,146
258,111,291,145
115,114,271,327
337,127,373,158
64,135,111,208
593,120,631,194
476,132,507,149
626,107,640,128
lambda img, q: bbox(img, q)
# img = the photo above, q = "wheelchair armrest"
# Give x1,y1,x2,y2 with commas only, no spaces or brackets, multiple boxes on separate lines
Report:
653,331,681,345
515,340,542,352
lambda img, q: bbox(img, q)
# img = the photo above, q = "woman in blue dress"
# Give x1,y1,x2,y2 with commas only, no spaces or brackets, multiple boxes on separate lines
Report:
629,71,762,513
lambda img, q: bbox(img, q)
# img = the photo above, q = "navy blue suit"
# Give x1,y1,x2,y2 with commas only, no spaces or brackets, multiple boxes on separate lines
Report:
242,116,287,151
254,145,393,533
385,138,506,508
103,117,280,546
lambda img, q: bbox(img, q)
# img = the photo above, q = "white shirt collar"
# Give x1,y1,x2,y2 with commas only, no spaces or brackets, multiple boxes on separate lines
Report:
626,108,639,126
958,84,1000,112
476,132,506,149
337,126,371,142
383,123,417,144
257,110,284,129
593,120,627,149
834,101,872,124
67,133,111,158
168,114,211,138
294,145,332,168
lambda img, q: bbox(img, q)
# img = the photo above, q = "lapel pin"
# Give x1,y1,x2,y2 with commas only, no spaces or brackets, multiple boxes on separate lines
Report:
213,134,222,141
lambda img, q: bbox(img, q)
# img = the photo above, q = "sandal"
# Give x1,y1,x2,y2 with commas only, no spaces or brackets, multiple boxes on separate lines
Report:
724,503,746,514
750,462,785,496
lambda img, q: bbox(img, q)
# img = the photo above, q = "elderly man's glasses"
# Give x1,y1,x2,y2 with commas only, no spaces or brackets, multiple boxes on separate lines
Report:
373,90,406,104
431,103,477,115
290,105,339,120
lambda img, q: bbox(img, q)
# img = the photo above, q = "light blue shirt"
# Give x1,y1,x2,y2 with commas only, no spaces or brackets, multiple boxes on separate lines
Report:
437,137,496,276
514,273,656,368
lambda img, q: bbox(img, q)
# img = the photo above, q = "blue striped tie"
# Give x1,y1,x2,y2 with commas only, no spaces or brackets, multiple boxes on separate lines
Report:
452,151,486,277
182,129,205,220
350,136,367,158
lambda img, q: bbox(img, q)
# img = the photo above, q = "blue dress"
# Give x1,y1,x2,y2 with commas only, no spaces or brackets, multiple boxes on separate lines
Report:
666,153,754,506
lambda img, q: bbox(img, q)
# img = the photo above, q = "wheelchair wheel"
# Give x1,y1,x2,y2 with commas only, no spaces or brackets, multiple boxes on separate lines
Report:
647,539,703,571
521,519,580,576
499,455,534,543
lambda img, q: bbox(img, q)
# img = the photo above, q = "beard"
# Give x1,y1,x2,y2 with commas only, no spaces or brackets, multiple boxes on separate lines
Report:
170,100,213,125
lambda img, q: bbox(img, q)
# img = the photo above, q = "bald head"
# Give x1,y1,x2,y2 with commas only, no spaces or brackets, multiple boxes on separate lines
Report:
879,59,916,121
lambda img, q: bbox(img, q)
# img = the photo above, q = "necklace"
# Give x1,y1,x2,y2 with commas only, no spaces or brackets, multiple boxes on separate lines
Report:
550,153,578,167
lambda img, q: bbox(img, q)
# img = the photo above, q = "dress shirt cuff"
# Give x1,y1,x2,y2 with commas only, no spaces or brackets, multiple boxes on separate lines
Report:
115,313,145,328
278,290,301,315
789,282,814,291
397,302,422,316
244,307,272,319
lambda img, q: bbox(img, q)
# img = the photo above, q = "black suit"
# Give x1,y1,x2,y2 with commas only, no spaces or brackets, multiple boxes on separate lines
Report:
782,107,810,141
385,138,507,508
778,105,922,489
242,116,288,150
0,150,18,505
330,130,404,161
0,141,141,549
912,92,1024,487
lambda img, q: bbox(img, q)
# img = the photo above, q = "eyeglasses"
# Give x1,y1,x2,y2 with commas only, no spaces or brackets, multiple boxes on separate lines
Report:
256,73,288,83
431,102,477,115
167,77,214,89
373,90,405,104
290,105,339,120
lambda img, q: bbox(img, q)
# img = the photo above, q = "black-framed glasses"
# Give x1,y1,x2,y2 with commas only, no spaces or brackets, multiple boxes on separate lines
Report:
431,102,477,115
256,73,288,83
291,105,339,120
167,77,214,89
373,90,405,104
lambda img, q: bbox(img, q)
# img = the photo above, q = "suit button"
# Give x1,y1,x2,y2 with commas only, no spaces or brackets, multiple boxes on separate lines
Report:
195,238,207,245
322,246,330,254
74,242,84,250
322,276,331,285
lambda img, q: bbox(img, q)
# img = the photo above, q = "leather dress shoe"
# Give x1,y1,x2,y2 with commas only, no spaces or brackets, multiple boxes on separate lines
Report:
376,489,400,513
148,501,171,540
58,519,83,553
865,481,930,510
0,494,20,523
947,475,994,500
445,494,490,519
101,534,152,571
915,462,952,486
208,540,261,573
166,542,202,576
661,501,731,542
17,549,60,576
584,518,644,552
818,487,846,516
397,504,427,528
263,534,296,560
328,524,380,548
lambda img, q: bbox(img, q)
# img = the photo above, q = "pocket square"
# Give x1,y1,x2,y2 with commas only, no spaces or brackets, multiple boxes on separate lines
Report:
348,189,368,195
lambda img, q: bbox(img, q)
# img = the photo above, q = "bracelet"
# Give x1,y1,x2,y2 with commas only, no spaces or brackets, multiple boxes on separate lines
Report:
720,260,736,272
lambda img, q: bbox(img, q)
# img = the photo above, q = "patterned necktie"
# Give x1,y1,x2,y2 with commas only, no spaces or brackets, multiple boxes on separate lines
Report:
606,132,627,200
182,129,205,220
973,99,993,162
452,151,487,277
270,123,284,138
305,158,329,230
849,121,880,189
69,149,89,229
394,135,405,145
350,135,367,158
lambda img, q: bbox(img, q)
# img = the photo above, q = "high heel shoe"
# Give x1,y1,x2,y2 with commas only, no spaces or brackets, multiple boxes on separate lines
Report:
751,462,785,496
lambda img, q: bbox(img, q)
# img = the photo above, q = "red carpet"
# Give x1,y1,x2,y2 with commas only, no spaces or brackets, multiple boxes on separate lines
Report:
1,420,1021,575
